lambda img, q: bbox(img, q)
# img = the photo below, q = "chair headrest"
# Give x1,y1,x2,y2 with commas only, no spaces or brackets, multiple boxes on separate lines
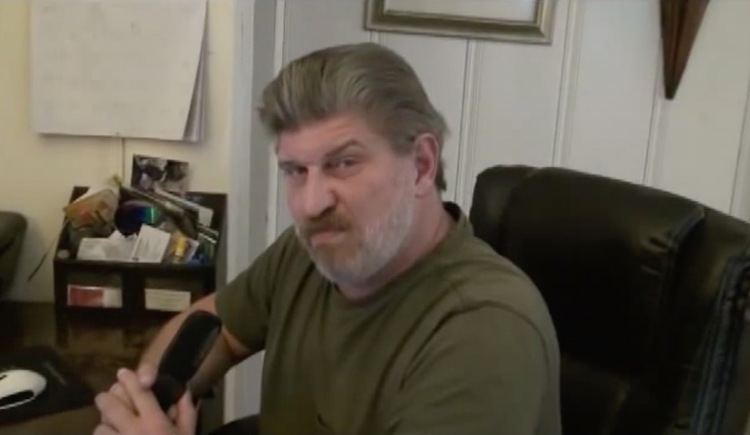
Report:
470,166,705,372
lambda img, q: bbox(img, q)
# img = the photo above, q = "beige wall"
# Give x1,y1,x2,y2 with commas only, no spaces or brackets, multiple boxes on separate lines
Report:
0,0,236,301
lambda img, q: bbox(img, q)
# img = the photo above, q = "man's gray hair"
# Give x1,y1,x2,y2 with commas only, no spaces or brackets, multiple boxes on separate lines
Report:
259,42,448,191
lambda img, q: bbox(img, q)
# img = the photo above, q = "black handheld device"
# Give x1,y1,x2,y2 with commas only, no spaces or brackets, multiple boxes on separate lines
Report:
151,310,222,410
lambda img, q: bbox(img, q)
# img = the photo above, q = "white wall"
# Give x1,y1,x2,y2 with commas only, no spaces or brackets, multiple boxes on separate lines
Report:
0,0,250,301
268,0,750,235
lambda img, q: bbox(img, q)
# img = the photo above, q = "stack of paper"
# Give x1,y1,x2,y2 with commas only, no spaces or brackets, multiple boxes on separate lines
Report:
31,0,207,141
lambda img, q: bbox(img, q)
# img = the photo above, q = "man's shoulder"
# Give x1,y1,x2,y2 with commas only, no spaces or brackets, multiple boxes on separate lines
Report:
263,226,312,269
435,231,536,300
427,232,556,341
228,226,315,294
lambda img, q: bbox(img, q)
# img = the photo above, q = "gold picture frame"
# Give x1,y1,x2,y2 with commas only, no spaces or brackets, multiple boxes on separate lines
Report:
365,0,555,44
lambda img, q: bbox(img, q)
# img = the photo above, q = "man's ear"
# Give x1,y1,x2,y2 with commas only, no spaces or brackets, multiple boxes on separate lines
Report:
412,133,440,197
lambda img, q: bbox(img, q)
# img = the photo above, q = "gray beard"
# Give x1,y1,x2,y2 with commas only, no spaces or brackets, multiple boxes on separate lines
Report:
297,186,415,289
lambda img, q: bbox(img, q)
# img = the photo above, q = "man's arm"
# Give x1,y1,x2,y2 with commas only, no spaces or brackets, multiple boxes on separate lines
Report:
139,292,256,397
96,228,285,434
95,293,257,435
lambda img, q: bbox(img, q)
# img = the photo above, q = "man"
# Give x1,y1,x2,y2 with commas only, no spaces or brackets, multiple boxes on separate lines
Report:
94,43,561,435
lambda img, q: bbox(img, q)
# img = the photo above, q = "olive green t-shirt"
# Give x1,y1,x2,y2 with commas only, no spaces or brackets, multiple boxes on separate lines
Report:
216,203,561,435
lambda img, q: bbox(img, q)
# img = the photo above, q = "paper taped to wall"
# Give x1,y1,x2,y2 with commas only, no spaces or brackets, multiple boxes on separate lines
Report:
30,0,207,142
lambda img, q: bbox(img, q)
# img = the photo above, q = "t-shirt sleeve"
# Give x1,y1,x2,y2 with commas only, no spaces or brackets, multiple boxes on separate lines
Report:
214,228,298,352
385,306,551,435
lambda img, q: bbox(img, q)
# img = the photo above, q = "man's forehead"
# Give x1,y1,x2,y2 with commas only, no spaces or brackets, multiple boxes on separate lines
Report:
275,114,383,161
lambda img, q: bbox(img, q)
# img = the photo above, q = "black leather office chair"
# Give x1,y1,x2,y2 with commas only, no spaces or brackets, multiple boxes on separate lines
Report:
469,165,750,435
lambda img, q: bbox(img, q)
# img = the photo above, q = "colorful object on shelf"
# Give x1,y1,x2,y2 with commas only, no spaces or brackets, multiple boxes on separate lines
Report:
114,200,164,236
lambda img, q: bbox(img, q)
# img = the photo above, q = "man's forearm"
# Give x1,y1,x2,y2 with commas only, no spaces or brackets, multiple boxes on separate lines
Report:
139,293,252,397
139,307,193,369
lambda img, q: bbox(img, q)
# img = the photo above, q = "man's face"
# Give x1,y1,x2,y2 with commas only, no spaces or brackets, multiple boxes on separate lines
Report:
277,112,417,287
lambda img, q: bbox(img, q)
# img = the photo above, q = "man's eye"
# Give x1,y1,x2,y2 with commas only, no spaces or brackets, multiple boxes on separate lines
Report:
327,158,359,171
282,166,306,178
334,158,356,168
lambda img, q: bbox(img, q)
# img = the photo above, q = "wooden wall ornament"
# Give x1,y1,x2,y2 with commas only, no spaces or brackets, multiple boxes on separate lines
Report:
660,0,710,99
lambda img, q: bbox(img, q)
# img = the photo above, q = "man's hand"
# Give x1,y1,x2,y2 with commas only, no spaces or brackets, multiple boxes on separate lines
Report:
101,364,157,425
93,367,197,435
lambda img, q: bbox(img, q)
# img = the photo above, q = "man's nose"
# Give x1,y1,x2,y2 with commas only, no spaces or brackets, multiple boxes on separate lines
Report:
301,171,335,219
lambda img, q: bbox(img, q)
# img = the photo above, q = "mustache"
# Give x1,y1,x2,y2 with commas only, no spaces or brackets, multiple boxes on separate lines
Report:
299,212,350,240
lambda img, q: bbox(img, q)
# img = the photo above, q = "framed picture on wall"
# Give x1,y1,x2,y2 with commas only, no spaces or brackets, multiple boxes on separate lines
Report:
365,0,555,44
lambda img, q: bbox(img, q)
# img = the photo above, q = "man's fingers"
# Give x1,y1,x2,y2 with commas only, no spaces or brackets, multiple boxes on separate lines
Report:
136,363,157,388
100,382,126,425
117,368,162,416
94,392,136,430
110,383,135,410
93,423,118,435
167,404,178,420
176,390,198,435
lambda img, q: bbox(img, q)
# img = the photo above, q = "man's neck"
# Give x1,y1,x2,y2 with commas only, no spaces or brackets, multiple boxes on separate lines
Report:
338,198,454,302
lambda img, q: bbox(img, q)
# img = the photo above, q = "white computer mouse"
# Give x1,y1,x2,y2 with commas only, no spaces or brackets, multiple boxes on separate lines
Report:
0,369,47,411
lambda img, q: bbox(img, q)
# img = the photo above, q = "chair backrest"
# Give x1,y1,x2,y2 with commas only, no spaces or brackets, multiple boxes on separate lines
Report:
469,165,750,435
